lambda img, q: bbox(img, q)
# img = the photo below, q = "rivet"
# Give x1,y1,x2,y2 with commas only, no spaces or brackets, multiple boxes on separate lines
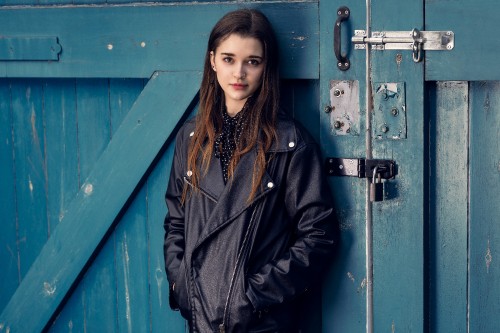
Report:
107,44,113,50
267,182,274,189
334,120,343,129
186,170,193,177
189,131,194,137
324,105,334,113
333,89,342,97
381,125,389,133
288,142,295,148
391,108,399,116
140,41,146,48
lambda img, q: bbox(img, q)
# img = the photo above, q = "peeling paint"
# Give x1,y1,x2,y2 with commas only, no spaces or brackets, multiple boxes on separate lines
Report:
293,36,307,41
28,175,34,193
347,272,355,283
486,240,492,273
121,233,132,333
357,278,367,294
392,320,396,333
43,281,57,297
155,257,164,307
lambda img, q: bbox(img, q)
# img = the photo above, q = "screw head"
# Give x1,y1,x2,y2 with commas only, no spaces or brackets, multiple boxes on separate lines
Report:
391,108,399,116
334,120,343,129
381,125,389,133
324,105,334,113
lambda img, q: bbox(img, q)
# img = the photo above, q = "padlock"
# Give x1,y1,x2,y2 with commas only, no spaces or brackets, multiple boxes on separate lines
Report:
370,172,384,202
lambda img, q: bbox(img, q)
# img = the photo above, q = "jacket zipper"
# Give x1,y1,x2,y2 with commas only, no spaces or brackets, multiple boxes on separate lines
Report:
183,177,218,203
219,205,259,333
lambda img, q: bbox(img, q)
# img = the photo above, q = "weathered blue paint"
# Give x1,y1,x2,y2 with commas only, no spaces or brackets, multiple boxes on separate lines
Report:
428,81,469,333
43,79,80,234
425,0,500,81
11,80,49,278
0,71,200,333
319,1,367,332
0,36,61,61
0,80,18,313
370,1,425,331
0,3,318,79
147,145,187,333
469,81,500,333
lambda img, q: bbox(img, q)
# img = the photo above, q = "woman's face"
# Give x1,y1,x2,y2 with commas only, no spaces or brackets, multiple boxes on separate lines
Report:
210,34,265,116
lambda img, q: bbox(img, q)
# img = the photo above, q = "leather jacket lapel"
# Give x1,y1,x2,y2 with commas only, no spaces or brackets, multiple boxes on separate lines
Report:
194,147,274,250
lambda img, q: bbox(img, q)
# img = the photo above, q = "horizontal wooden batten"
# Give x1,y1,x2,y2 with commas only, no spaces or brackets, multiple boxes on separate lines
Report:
425,1,500,81
0,71,199,333
0,2,319,79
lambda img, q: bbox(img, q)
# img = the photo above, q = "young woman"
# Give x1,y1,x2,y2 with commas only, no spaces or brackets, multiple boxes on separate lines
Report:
164,9,337,333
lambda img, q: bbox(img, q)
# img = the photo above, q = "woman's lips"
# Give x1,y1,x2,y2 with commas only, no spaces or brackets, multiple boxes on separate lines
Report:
231,84,247,90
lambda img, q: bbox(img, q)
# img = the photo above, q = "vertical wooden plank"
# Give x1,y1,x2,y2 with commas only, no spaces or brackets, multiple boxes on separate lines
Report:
44,79,84,333
369,0,424,331
319,1,367,332
109,78,150,333
0,80,19,313
11,80,48,279
75,78,117,332
147,146,188,333
469,81,500,333
428,81,468,333
115,186,150,333
43,79,79,233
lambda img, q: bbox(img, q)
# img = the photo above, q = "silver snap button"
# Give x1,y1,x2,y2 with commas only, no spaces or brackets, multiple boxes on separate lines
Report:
288,142,295,148
186,170,193,177
267,182,274,189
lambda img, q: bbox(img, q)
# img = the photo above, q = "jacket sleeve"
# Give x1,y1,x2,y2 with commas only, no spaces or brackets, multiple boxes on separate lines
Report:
246,138,339,311
164,128,188,310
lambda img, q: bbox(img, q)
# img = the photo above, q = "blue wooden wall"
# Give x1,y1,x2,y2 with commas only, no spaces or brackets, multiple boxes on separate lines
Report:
2,0,500,332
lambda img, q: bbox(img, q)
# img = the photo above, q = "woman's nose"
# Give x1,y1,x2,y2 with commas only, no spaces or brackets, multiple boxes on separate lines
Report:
233,64,246,79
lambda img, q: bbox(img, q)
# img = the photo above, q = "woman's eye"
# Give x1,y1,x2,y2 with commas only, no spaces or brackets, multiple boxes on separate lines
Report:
223,57,233,63
248,59,261,66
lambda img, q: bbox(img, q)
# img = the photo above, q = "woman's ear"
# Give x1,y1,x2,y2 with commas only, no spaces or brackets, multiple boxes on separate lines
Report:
210,51,216,71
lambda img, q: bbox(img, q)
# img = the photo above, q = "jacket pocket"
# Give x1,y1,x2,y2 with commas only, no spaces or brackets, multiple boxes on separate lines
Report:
173,259,191,319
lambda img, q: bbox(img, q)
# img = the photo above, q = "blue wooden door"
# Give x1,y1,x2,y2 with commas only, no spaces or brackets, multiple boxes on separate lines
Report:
0,2,323,333
320,0,500,332
2,1,500,332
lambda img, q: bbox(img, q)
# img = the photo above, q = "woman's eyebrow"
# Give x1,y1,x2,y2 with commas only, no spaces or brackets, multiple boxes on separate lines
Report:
220,52,263,60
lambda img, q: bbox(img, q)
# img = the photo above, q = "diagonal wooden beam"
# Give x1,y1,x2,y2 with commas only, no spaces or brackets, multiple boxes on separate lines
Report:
0,71,200,333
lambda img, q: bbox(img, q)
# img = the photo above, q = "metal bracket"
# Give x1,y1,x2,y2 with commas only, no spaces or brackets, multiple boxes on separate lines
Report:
0,36,62,61
352,28,454,62
325,158,397,179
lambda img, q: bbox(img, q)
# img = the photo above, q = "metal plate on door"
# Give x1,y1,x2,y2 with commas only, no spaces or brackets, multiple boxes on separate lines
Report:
372,82,407,139
327,80,360,136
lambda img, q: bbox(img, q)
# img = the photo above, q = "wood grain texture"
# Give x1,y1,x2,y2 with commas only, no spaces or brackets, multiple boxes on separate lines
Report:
10,80,49,279
428,81,468,333
0,71,200,333
0,3,318,79
370,1,425,331
425,0,500,81
319,1,367,332
468,81,500,333
0,81,19,313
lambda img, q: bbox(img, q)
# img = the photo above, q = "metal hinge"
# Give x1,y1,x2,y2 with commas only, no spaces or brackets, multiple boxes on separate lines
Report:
325,158,397,180
352,28,454,62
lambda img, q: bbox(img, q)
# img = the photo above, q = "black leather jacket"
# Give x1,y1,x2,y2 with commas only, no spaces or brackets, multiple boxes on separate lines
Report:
164,114,337,333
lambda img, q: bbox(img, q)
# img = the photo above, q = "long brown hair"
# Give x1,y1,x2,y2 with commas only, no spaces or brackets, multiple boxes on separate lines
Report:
185,9,280,201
